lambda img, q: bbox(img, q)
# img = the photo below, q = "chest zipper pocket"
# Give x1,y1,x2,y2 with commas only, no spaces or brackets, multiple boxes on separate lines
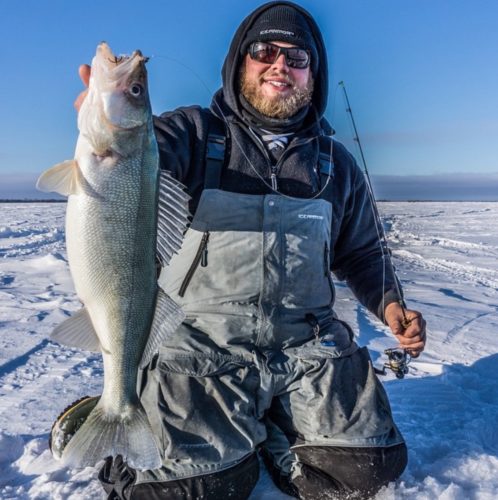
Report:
323,242,329,276
324,241,335,302
178,231,210,297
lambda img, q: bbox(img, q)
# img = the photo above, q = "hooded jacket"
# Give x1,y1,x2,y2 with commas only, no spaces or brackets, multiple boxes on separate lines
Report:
153,1,402,320
221,1,328,132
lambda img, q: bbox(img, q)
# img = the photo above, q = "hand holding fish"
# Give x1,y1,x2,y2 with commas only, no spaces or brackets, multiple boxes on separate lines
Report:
74,64,91,112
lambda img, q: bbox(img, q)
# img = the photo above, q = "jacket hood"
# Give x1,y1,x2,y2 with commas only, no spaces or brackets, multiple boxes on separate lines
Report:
219,1,329,129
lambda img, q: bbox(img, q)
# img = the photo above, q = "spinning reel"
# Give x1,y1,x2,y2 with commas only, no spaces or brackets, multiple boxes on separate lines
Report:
375,348,411,379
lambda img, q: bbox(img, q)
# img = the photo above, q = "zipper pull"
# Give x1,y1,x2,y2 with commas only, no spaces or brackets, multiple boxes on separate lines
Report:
270,166,278,191
305,313,320,340
200,232,209,267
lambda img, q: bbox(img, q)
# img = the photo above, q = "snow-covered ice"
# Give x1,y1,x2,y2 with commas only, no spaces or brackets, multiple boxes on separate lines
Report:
1,201,497,499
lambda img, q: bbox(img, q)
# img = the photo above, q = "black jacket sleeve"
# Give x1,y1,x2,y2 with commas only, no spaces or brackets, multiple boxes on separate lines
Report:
153,106,212,209
330,144,403,321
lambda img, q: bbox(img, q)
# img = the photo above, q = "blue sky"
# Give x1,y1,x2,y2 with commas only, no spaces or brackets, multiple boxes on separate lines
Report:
1,0,498,199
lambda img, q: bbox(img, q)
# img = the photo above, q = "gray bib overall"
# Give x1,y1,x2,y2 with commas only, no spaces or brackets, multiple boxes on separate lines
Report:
136,186,404,484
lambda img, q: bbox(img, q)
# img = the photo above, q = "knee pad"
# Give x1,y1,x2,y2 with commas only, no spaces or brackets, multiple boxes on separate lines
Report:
291,444,408,499
99,452,260,500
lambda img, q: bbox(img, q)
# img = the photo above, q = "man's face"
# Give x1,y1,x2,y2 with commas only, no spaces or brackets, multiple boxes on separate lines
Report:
240,41,314,119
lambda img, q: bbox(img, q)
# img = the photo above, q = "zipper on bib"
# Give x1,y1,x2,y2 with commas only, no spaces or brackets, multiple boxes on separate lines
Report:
270,165,279,191
305,313,337,347
305,313,320,339
324,242,329,276
178,231,210,297
324,241,335,303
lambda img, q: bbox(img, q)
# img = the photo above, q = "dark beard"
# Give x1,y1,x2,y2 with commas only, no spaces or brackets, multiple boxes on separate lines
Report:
240,65,314,119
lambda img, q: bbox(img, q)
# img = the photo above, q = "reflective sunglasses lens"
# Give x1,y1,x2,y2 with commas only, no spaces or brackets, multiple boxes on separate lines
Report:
252,44,280,64
286,48,310,68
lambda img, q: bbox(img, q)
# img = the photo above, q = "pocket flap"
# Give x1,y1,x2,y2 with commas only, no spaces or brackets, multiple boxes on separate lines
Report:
289,319,358,360
158,352,252,377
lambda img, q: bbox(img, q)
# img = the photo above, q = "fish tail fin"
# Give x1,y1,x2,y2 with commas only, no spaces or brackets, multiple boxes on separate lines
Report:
61,400,162,471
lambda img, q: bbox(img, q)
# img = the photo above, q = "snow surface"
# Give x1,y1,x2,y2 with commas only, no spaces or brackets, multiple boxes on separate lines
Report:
1,201,497,499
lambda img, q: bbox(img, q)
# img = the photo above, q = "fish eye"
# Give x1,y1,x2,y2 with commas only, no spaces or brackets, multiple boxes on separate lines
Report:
129,83,144,97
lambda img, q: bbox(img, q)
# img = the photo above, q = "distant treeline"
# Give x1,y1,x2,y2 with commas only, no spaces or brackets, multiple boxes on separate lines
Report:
0,199,67,203
1,198,496,204
376,199,498,203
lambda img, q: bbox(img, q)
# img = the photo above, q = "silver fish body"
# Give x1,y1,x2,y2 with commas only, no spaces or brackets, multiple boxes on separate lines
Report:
38,43,188,470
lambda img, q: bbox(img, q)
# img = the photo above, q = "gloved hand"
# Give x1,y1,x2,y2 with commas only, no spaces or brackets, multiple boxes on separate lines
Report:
98,455,137,499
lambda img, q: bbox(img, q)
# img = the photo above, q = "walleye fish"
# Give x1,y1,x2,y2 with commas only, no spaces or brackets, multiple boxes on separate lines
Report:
37,43,189,470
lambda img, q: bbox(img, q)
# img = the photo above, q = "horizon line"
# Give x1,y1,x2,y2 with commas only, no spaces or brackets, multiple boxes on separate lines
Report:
2,198,498,203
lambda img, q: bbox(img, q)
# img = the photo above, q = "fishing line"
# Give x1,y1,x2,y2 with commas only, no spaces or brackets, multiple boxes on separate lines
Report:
145,55,421,376
149,54,335,201
338,82,406,323
150,55,403,320
148,56,413,355
340,84,390,320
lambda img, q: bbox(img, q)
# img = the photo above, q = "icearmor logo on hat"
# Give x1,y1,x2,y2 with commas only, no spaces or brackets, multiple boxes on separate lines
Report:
260,29,295,36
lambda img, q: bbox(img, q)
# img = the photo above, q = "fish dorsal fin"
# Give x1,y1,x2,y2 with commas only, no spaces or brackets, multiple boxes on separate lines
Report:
36,160,82,196
51,308,101,352
140,288,185,368
156,170,190,266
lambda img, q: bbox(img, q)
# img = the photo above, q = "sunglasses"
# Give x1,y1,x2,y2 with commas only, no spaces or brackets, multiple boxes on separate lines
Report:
248,42,310,69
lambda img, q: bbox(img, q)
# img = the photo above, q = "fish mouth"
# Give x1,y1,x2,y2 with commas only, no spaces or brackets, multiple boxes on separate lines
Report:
88,42,150,130
97,42,148,68
92,42,148,90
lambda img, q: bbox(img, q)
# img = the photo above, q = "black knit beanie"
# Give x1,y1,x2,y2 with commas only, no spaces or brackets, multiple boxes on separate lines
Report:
240,3,319,76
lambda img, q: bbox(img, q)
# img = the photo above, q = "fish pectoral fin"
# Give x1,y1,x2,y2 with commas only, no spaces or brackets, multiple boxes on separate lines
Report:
140,288,185,368
51,308,101,352
36,160,82,196
156,170,190,266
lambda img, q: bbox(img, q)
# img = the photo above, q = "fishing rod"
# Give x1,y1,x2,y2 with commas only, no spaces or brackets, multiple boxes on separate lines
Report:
338,81,412,378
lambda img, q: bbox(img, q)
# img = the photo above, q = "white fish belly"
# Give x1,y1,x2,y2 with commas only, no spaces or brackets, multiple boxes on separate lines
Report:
66,150,158,407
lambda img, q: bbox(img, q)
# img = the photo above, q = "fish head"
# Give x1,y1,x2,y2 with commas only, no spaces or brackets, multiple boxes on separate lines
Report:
87,42,151,131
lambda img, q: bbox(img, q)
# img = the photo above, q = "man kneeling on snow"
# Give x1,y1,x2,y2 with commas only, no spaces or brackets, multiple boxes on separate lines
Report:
73,2,426,498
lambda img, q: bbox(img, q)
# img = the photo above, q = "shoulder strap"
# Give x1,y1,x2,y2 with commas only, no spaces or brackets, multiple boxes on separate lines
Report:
204,115,227,190
317,135,335,199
